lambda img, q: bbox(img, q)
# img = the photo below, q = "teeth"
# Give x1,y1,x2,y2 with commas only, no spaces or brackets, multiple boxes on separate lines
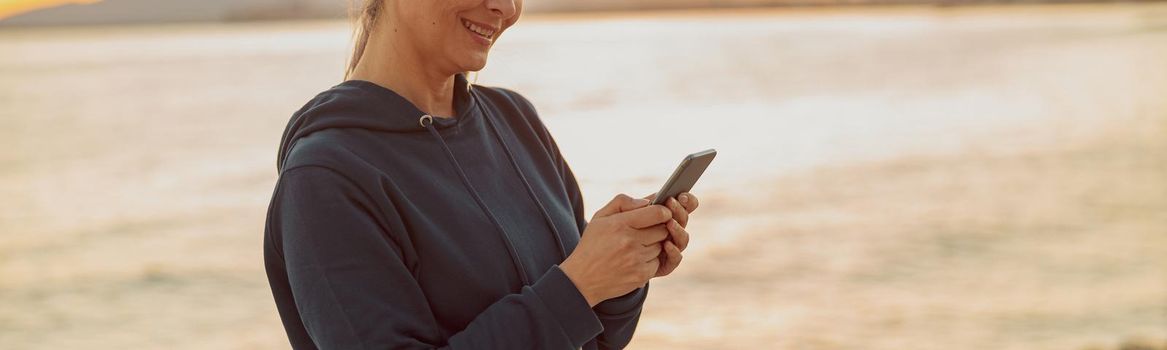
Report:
462,20,494,38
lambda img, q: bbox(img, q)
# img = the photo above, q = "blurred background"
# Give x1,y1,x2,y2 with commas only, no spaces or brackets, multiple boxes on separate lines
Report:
2,0,1165,349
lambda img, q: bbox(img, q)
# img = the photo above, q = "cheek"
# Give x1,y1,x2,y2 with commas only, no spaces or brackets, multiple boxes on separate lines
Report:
422,19,459,52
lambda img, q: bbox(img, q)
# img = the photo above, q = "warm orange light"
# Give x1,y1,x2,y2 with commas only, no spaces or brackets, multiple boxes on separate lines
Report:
0,0,101,20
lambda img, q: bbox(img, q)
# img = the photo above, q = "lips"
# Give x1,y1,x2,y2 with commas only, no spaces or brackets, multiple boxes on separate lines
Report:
461,18,497,41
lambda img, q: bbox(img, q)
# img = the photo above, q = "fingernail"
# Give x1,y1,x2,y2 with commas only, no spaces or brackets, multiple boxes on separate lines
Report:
634,198,649,205
678,194,689,204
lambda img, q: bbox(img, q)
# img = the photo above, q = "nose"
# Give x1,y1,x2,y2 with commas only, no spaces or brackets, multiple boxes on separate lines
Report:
484,0,517,19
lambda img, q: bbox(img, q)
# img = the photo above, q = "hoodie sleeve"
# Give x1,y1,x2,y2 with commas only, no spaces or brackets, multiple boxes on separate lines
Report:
266,165,604,349
500,88,651,350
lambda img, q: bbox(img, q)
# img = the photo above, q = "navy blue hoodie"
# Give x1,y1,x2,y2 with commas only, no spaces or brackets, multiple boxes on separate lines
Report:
263,73,648,350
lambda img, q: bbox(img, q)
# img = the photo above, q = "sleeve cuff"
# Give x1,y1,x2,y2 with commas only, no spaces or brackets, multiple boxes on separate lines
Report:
594,281,649,318
530,265,604,346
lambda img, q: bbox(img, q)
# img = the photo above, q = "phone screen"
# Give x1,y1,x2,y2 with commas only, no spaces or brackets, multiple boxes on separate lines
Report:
651,149,717,206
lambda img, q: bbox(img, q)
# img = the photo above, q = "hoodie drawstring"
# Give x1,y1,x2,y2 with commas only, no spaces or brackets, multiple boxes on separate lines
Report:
416,88,571,288
472,90,569,262
420,114,532,286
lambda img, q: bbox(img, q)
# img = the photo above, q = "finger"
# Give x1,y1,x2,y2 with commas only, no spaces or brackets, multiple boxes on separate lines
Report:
639,243,662,262
666,219,690,251
634,224,670,246
612,204,672,229
594,193,650,218
641,193,657,203
643,256,661,282
666,197,689,228
678,192,699,214
656,240,683,277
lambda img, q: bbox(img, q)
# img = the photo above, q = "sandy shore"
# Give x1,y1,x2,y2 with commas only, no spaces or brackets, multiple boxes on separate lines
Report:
631,117,1166,349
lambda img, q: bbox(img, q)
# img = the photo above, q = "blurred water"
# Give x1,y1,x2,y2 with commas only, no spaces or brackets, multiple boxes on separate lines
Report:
485,5,1167,206
1,4,1165,349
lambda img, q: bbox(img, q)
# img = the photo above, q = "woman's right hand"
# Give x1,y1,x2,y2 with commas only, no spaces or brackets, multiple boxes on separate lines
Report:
559,194,673,307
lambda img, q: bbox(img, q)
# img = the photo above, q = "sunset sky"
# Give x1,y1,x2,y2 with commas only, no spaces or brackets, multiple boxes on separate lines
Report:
0,0,99,20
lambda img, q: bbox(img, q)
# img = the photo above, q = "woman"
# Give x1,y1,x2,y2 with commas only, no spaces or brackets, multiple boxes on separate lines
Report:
264,1,700,349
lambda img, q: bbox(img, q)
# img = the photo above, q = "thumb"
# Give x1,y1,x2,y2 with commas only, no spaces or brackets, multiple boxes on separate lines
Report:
594,193,651,218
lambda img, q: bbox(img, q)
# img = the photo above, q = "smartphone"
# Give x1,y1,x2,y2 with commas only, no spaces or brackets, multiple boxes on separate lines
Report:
651,149,717,206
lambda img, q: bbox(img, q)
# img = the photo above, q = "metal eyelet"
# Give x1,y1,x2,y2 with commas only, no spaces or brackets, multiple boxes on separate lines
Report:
418,114,433,128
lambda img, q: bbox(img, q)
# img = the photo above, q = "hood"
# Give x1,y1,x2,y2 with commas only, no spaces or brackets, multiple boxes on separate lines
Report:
272,74,570,286
276,72,476,172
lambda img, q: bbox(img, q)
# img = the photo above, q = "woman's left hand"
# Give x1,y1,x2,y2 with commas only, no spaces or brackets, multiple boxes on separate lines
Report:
641,192,699,277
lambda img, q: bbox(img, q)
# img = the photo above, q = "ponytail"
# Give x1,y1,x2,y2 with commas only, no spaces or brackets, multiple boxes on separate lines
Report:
345,1,383,79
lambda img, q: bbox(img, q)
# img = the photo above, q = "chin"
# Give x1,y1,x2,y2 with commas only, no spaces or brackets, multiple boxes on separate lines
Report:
456,55,489,74
463,61,487,72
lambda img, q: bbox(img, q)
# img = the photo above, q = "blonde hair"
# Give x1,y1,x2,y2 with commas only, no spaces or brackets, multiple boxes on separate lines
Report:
345,0,383,79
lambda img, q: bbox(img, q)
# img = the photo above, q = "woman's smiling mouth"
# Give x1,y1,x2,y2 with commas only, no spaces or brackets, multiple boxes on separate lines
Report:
461,18,497,44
